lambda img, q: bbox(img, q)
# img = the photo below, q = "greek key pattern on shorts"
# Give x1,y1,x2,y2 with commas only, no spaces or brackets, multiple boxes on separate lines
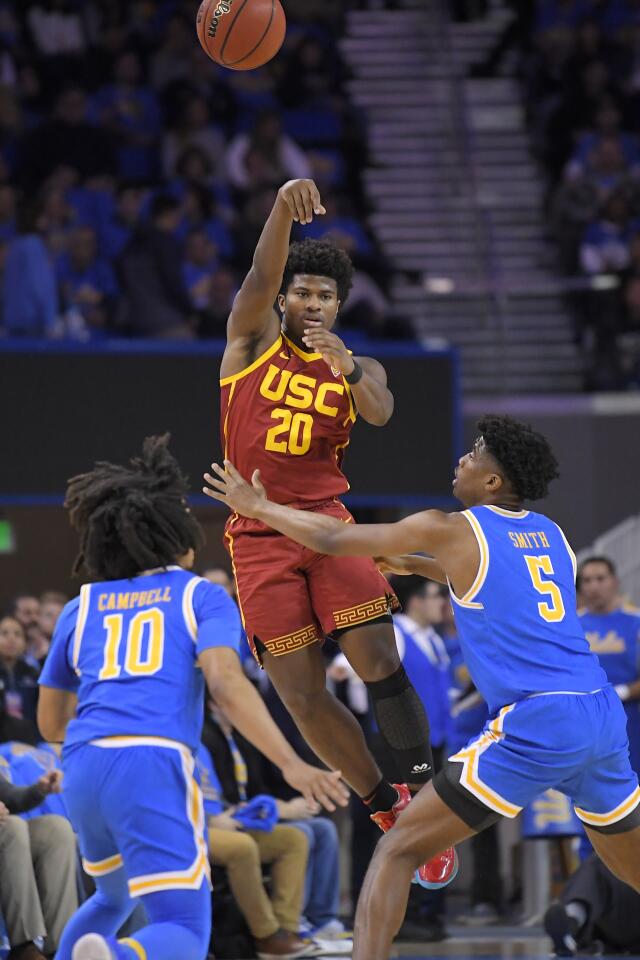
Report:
333,595,392,629
269,623,319,656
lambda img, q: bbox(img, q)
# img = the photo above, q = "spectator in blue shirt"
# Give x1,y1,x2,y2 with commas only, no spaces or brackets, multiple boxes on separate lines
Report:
182,228,219,313
92,50,162,181
3,194,58,337
57,225,117,338
98,181,146,262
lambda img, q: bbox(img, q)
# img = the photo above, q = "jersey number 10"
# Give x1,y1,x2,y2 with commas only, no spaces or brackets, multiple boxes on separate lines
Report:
524,555,566,623
99,609,165,680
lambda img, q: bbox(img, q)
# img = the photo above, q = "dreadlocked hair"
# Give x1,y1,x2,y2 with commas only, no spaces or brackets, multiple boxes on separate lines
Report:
65,434,204,581
282,239,354,302
477,414,560,502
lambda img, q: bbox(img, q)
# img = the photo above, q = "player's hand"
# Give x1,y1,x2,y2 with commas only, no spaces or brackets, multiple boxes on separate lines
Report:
203,461,267,518
278,179,326,225
37,770,63,795
280,759,349,813
375,555,417,576
302,322,355,375
0,801,9,825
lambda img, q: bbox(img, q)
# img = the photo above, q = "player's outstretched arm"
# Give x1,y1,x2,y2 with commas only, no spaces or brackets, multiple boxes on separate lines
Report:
376,554,447,584
227,179,326,343
203,460,454,559
200,647,349,812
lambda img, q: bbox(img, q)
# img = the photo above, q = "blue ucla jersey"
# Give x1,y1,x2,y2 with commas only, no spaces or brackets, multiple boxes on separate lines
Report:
579,607,640,686
39,566,241,754
450,506,607,714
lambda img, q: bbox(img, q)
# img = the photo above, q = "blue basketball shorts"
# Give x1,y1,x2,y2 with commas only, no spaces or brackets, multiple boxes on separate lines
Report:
436,686,640,833
62,736,211,897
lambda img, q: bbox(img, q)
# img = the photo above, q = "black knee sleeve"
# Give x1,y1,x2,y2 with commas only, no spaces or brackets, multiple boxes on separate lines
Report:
366,665,434,784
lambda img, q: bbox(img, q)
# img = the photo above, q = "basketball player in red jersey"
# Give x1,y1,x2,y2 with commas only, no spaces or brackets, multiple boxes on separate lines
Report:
219,179,456,888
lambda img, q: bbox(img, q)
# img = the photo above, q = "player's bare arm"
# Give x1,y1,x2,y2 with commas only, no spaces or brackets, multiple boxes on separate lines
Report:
38,687,78,743
199,645,348,812
203,460,479,595
375,554,447,584
221,179,326,380
302,321,393,426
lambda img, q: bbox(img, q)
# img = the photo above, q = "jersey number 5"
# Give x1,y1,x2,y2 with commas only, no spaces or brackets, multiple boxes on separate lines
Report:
99,608,165,680
524,555,566,623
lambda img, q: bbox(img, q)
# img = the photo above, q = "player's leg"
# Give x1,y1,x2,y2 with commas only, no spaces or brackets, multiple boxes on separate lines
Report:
352,781,479,960
261,641,385,797
56,868,135,960
71,883,211,960
338,618,435,791
583,825,640,892
120,881,211,960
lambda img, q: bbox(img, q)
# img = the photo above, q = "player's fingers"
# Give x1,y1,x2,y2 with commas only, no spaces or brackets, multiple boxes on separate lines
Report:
203,476,228,493
301,187,314,224
251,469,265,491
316,791,336,812
202,487,226,503
203,472,225,487
292,189,306,223
311,184,323,214
210,462,228,478
223,459,243,480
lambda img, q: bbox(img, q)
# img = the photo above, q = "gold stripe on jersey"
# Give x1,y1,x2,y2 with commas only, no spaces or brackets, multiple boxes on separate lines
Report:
222,379,237,460
448,512,490,610
225,515,248,632
219,335,283,387
282,333,322,363
575,785,640,826
449,704,521,818
72,583,91,675
333,595,391,630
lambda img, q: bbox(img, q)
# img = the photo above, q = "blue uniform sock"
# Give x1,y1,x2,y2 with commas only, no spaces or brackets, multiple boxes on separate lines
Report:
56,869,135,960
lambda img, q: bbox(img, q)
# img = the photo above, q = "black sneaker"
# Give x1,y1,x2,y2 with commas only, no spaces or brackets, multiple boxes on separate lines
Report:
544,902,578,957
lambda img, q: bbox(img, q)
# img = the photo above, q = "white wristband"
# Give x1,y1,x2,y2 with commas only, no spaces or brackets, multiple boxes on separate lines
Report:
615,683,631,702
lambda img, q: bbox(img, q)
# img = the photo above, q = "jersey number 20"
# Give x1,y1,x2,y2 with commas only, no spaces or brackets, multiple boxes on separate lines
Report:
524,555,566,623
99,609,164,679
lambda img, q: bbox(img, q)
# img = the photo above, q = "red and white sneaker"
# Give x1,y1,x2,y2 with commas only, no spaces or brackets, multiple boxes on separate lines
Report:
370,783,459,891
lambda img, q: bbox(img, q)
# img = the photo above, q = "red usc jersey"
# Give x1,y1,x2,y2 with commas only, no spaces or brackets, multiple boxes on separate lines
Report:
220,333,356,505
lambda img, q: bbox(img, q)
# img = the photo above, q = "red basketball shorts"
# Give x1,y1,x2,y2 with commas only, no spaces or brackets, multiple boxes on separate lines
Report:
224,499,398,662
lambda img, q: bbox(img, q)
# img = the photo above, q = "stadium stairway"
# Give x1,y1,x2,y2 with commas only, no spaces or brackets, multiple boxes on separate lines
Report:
341,0,584,394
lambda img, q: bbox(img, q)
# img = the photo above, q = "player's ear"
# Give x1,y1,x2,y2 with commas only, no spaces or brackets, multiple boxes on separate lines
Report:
277,293,286,313
486,472,503,492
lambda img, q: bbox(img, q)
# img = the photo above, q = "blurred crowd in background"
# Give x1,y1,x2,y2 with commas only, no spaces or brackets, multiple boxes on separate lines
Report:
0,0,403,345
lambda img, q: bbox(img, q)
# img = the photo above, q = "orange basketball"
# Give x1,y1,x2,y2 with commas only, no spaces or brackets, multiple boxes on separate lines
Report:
196,0,286,71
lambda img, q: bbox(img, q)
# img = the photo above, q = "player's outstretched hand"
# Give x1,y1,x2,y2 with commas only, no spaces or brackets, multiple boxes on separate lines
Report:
281,759,349,813
278,179,326,225
203,461,267,518
302,322,355,375
37,770,63,795
0,801,9,825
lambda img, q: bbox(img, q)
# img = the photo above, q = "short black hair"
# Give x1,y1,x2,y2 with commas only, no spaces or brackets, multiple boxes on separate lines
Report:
477,415,560,501
282,239,354,303
65,435,204,581
578,555,617,578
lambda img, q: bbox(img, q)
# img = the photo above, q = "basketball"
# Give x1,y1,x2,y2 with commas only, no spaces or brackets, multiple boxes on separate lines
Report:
196,0,286,71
